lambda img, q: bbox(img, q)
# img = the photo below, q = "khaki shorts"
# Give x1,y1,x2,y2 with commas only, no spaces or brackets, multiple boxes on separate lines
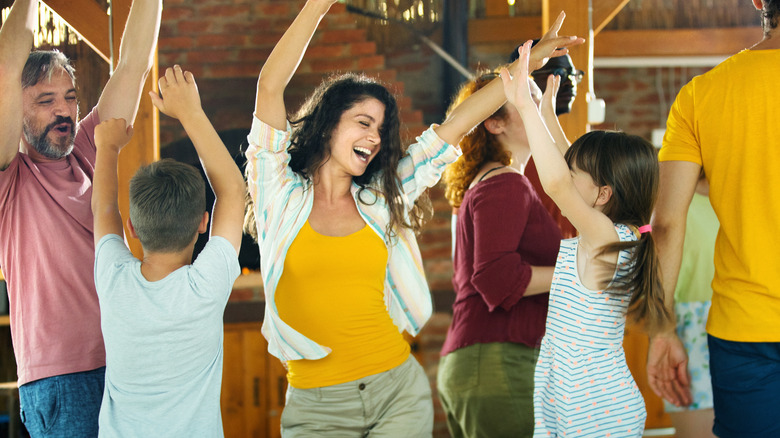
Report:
281,354,433,437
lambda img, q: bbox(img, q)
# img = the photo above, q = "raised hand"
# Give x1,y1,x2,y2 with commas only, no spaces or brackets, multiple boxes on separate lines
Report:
94,118,133,154
149,65,202,121
527,11,585,72
540,75,561,118
500,41,537,113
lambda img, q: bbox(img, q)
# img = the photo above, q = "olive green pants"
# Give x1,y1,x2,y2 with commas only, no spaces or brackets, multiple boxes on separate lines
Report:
437,342,538,438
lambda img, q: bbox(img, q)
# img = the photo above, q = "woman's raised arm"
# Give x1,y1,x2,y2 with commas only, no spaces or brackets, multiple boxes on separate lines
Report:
254,0,338,130
434,11,583,147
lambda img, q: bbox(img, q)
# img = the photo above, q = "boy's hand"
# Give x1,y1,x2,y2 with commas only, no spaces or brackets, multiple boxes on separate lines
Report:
501,41,537,113
149,65,202,121
94,118,133,154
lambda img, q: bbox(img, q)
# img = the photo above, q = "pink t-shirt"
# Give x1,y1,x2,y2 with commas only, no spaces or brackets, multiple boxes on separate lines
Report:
0,109,105,385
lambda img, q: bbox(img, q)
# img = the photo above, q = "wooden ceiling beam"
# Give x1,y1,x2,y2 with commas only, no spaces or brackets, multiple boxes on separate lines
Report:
595,27,761,57
593,0,630,35
469,17,760,58
468,16,541,45
42,0,111,63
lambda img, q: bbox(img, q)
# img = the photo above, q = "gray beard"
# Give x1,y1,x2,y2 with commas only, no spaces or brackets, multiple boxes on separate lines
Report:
23,122,75,159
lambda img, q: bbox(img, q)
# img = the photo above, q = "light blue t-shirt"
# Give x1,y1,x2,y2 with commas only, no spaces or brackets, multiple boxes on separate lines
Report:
94,235,240,438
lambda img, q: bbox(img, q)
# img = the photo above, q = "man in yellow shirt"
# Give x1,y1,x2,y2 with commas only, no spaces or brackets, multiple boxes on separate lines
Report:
650,1,780,437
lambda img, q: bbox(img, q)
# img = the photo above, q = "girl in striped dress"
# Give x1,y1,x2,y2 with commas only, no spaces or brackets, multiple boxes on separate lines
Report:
500,41,674,437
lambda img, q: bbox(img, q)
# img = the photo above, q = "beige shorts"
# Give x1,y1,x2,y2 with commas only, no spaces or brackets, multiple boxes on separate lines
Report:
280,354,433,437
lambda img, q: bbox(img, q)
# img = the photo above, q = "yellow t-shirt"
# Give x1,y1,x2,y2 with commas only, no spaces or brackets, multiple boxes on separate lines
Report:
275,221,410,388
660,48,780,342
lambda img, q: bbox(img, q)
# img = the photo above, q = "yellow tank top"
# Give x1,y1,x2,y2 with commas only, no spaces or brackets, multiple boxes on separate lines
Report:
275,221,410,388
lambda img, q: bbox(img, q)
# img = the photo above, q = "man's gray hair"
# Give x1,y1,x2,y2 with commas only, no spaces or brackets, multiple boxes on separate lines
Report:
22,50,75,88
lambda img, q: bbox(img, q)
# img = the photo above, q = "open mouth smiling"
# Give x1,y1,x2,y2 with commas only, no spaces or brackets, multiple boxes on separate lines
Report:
353,146,372,162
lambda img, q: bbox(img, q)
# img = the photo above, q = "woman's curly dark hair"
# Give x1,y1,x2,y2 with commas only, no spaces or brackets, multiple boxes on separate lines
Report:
245,73,430,241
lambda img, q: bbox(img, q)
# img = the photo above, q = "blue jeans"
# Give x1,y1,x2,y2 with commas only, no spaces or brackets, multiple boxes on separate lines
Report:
19,367,105,438
708,335,780,438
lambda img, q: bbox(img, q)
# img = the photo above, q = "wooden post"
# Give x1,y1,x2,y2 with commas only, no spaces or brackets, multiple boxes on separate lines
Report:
543,0,589,141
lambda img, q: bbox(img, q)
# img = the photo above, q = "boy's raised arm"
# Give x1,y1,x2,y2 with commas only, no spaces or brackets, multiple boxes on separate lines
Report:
150,66,245,254
0,0,36,170
93,118,134,245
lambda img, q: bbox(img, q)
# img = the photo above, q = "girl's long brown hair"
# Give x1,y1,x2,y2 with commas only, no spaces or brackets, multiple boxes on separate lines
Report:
565,131,672,333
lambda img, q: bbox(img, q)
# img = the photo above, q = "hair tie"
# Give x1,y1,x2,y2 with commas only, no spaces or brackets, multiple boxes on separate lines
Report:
638,224,652,234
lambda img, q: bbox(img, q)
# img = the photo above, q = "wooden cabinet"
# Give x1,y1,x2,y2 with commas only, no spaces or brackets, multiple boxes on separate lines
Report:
222,322,287,438
624,325,674,432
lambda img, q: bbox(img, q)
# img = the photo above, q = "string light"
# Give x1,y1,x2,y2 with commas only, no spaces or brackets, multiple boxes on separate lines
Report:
345,0,441,24
1,3,79,48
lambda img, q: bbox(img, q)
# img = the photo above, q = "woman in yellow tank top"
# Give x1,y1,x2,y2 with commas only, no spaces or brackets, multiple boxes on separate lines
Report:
243,1,583,436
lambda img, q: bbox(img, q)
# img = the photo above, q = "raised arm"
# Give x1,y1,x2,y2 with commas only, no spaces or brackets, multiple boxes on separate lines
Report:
255,0,338,129
540,74,570,155
96,0,162,123
434,11,583,146
502,41,614,246
646,159,700,407
93,118,134,245
0,0,37,169
150,66,245,254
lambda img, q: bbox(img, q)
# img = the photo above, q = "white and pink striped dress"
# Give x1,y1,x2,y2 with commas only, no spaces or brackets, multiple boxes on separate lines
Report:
533,223,646,437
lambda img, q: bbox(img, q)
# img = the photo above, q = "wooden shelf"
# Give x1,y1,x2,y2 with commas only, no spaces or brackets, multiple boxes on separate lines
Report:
0,316,8,327
233,272,263,291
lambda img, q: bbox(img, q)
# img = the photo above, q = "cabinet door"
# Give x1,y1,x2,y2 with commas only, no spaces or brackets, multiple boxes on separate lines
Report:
266,354,287,438
222,323,267,437
624,324,673,430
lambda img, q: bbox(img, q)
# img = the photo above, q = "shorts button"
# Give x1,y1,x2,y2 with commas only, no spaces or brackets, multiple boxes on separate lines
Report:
358,383,366,390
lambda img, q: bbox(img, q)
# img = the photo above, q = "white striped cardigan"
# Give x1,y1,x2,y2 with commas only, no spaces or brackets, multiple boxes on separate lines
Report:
245,115,460,362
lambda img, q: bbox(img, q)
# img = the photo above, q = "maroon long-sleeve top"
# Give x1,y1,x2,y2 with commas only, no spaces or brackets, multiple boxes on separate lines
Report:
440,172,562,355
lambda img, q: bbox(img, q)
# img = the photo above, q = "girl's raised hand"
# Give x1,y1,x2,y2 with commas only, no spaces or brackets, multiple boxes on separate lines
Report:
540,74,561,117
500,41,537,113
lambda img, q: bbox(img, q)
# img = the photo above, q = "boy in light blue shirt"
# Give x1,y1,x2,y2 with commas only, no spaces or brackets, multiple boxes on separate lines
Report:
91,65,245,437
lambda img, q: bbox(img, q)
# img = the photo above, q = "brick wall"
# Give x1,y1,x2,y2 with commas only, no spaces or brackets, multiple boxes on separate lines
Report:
592,65,712,140
159,1,428,142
